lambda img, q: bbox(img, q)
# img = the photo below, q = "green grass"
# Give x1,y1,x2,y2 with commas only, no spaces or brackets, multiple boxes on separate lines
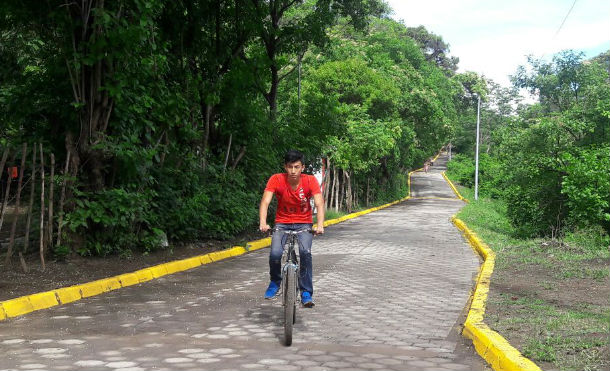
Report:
524,337,607,365
559,267,609,280
453,185,537,254
314,209,347,224
446,175,610,371
492,290,610,371
323,209,348,221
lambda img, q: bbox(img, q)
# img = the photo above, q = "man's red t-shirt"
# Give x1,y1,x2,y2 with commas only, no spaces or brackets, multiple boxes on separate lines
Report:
265,173,321,224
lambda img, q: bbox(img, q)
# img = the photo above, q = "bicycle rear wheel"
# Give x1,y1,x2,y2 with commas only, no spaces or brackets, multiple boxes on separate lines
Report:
284,264,297,346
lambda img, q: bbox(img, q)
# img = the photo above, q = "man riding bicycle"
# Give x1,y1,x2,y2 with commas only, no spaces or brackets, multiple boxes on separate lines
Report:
259,150,325,307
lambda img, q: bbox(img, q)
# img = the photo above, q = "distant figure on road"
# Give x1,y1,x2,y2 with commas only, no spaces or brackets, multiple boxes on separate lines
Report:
259,150,325,307
423,159,430,173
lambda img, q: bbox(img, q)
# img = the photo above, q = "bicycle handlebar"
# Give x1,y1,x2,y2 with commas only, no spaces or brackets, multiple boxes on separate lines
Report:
271,227,313,234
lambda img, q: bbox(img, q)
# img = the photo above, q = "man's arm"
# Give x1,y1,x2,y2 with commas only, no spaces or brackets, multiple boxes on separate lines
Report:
313,193,325,235
259,190,274,232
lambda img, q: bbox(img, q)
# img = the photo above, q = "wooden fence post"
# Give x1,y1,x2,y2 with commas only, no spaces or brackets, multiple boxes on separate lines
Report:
23,145,37,253
39,143,46,271
5,143,27,265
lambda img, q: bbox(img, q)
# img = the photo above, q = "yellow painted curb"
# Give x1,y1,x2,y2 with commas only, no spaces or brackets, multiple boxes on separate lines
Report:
79,280,106,298
246,237,271,252
442,171,468,202
135,268,154,283
27,292,60,311
163,261,185,275
2,297,34,318
54,286,82,304
199,254,213,265
116,273,140,287
453,217,542,371
442,168,541,371
0,245,237,321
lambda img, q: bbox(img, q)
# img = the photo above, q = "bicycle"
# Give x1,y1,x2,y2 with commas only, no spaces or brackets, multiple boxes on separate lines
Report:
272,227,313,346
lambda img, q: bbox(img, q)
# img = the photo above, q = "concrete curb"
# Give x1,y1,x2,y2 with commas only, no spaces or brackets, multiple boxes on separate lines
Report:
0,173,417,322
442,171,468,202
442,173,542,371
0,246,246,321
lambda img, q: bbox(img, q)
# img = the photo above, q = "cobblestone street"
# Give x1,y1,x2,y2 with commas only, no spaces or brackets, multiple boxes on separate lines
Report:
0,154,489,371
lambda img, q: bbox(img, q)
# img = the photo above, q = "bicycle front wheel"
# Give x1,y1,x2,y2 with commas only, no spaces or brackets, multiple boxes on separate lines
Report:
284,264,297,346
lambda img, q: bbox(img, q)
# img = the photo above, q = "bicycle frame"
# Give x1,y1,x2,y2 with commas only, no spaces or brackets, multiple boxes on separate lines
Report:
282,234,299,276
277,228,310,297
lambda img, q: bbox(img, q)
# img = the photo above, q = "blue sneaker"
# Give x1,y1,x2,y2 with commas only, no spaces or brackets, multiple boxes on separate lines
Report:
264,281,280,299
301,291,314,307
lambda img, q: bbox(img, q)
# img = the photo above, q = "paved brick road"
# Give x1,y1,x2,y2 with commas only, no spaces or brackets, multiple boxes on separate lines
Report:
0,153,489,371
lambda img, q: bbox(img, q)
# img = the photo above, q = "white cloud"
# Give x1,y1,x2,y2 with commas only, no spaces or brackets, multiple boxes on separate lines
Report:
385,0,610,87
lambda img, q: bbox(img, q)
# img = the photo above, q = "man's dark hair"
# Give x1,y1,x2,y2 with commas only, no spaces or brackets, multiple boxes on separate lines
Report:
284,150,305,165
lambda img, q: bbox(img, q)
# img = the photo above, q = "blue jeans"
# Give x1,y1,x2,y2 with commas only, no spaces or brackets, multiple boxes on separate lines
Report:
269,223,314,295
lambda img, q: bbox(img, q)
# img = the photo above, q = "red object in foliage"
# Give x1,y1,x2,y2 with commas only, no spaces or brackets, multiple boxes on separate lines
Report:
9,167,18,179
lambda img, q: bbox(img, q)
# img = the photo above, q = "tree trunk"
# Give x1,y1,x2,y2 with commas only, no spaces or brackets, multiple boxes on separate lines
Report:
326,165,331,209
39,143,46,271
56,150,71,248
18,252,29,273
5,143,27,265
366,177,370,207
353,179,358,209
231,146,246,169
322,158,330,205
23,145,37,253
338,169,344,211
66,0,114,191
328,164,334,210
0,147,8,186
345,170,352,213
202,103,212,170
0,152,16,233
267,64,279,121
333,167,339,212
47,153,55,250
223,133,232,171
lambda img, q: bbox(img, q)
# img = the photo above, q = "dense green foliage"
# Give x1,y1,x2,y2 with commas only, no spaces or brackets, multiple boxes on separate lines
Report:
5,1,602,257
279,19,460,210
448,50,610,238
1,1,468,257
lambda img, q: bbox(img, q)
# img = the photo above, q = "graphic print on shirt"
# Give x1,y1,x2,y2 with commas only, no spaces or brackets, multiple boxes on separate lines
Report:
282,186,309,214
298,186,309,213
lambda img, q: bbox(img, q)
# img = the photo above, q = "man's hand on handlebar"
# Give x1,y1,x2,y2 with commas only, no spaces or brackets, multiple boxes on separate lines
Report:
259,224,271,233
313,225,324,235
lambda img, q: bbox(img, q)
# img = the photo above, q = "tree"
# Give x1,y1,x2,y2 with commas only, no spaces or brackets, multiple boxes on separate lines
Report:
248,0,387,120
406,25,459,74
450,49,610,236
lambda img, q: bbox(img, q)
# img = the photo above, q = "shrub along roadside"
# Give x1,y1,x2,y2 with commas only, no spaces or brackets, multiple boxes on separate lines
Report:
449,181,609,371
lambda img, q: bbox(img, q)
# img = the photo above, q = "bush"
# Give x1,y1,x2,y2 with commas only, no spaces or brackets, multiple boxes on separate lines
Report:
65,187,162,256
564,225,610,253
446,153,475,188
561,146,610,233
369,172,408,205
159,166,258,240
446,153,505,198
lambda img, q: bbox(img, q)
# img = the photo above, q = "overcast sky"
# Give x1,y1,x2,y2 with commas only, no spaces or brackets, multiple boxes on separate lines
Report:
385,0,610,87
